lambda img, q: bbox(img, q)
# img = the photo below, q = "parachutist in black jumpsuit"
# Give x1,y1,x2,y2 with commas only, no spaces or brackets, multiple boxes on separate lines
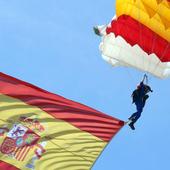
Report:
128,82,153,130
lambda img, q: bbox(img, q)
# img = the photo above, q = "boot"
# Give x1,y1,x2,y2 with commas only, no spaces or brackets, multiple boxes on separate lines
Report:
128,122,135,130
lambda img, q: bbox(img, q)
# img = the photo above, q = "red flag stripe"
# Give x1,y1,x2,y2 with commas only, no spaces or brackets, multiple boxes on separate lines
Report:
78,127,122,133
72,121,122,128
0,73,124,142
0,161,19,170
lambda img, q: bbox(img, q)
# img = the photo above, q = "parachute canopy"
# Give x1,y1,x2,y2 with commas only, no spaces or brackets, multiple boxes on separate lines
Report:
97,0,170,78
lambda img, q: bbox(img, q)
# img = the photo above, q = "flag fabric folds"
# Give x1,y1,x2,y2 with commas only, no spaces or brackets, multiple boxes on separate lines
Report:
0,72,124,170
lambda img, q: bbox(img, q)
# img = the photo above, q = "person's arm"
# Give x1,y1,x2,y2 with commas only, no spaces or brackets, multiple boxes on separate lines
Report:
140,81,144,88
146,85,153,92
142,74,148,84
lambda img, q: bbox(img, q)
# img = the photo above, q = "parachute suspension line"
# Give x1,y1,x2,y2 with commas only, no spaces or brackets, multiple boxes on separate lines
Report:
113,14,134,83
127,68,136,85
112,17,136,85
117,33,137,84
115,12,141,84
108,11,136,83
118,1,148,80
152,43,170,78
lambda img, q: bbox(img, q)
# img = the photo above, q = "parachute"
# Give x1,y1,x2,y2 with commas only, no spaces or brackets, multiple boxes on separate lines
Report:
95,0,170,78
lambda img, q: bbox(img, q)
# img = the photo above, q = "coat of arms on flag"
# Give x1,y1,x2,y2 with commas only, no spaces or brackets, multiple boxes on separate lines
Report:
0,116,47,169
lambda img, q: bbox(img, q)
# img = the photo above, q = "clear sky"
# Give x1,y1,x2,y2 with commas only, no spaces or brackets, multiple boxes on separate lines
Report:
0,0,170,169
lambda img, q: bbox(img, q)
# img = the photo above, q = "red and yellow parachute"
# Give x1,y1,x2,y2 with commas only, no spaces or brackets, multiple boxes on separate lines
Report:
96,0,170,78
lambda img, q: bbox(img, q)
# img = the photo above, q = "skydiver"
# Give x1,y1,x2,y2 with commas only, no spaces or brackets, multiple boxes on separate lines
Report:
128,75,153,130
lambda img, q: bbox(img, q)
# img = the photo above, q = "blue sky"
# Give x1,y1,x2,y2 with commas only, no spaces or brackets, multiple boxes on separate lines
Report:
0,0,170,169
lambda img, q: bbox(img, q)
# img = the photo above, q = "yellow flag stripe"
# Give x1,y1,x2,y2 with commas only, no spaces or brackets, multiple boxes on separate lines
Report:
0,94,107,170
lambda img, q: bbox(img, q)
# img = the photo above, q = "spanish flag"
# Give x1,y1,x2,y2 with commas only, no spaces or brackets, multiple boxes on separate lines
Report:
0,72,124,170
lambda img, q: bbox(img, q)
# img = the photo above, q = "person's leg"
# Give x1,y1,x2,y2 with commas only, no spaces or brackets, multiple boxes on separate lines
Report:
128,112,139,130
131,111,142,124
129,101,143,120
129,102,143,130
128,112,137,120
132,102,143,123
128,122,135,130
129,111,142,130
